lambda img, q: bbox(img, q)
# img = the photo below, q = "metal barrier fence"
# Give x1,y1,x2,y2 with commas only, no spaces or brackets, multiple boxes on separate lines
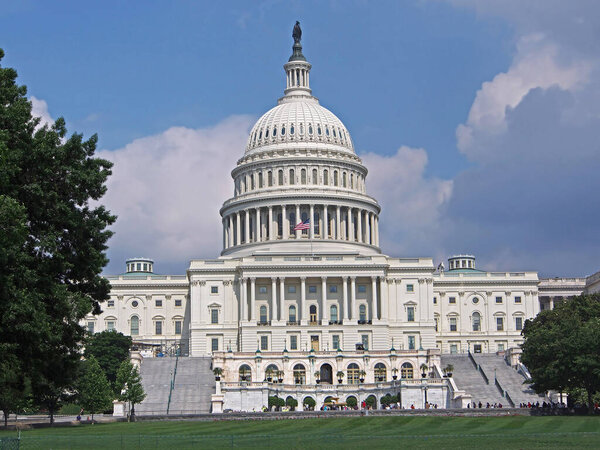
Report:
0,437,19,450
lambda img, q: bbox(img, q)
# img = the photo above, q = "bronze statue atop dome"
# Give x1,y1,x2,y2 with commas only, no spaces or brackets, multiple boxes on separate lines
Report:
292,21,302,44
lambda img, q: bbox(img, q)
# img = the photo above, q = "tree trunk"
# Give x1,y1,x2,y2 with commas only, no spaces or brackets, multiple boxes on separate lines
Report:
130,403,136,422
587,390,594,415
49,405,55,425
3,411,8,427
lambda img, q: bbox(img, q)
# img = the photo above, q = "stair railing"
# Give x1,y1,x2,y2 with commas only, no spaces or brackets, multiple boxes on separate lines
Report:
469,351,490,384
166,354,179,414
494,376,515,407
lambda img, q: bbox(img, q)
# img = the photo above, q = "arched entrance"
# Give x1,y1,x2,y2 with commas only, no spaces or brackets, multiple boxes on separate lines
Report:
320,363,333,384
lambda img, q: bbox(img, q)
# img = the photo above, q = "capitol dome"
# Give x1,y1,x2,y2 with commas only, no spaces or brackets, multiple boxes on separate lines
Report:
245,100,354,155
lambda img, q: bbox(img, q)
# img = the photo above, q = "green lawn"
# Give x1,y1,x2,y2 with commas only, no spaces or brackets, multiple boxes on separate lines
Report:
1,415,599,449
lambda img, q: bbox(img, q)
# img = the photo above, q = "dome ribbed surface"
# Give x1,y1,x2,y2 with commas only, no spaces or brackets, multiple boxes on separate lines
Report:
245,101,354,154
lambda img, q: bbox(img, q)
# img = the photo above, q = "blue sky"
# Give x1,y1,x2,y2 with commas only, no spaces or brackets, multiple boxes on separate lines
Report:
1,1,598,277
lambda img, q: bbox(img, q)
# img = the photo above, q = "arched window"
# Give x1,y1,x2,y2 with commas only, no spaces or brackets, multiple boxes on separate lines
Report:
330,305,338,323
259,305,268,324
301,168,307,184
289,212,296,235
239,364,252,382
350,173,354,189
268,171,273,187
242,178,246,193
347,363,360,384
472,312,481,332
289,169,295,185
374,363,387,382
290,124,295,135
130,316,139,336
265,364,279,381
314,212,320,235
258,172,263,188
309,305,317,324
359,304,367,323
308,124,313,135
277,213,283,237
250,174,255,190
289,305,297,323
401,362,414,379
323,169,329,185
342,172,347,187
333,171,339,186
293,364,306,384
278,170,284,186
265,127,269,138
317,125,322,136
312,168,318,184
273,126,277,137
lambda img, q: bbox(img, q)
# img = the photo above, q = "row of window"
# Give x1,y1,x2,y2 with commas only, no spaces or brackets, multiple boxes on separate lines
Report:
435,315,524,332
87,317,184,336
235,167,364,195
248,122,350,149
106,298,183,308
433,296,523,305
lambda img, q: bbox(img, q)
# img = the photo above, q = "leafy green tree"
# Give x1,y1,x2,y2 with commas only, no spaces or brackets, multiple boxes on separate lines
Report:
115,360,146,421
0,49,115,422
85,331,132,390
78,356,113,421
521,294,600,413
285,396,298,410
346,396,357,408
303,396,316,410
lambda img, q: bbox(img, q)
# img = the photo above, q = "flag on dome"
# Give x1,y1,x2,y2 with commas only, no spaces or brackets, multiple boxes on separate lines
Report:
294,219,310,231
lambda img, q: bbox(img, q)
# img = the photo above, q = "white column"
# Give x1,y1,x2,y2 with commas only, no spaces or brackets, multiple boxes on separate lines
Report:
348,208,354,241
295,204,301,238
244,210,250,244
380,277,388,321
236,212,241,246
280,278,286,322
342,276,349,321
369,213,375,245
222,218,226,249
256,207,261,242
268,206,273,240
371,277,379,321
282,205,288,239
350,277,356,320
322,277,328,323
250,278,256,322
323,205,328,240
300,277,307,323
357,210,363,243
271,277,278,321
309,204,314,239
241,278,247,321
550,297,555,310
375,216,380,246
336,206,341,240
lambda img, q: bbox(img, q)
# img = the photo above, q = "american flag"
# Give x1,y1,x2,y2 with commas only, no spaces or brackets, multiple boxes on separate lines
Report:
293,219,310,231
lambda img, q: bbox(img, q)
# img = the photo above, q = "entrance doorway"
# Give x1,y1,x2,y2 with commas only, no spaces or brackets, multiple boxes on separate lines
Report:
320,363,333,384
311,335,319,351
309,305,317,324
473,344,482,353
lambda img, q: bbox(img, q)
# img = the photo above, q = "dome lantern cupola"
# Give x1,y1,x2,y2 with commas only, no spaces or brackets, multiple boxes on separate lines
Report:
283,21,312,99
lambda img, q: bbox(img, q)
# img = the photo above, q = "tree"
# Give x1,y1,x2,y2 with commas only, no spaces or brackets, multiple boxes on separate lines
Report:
84,331,132,390
115,360,146,421
0,49,115,422
78,356,113,421
521,294,600,413
285,396,298,411
303,396,316,410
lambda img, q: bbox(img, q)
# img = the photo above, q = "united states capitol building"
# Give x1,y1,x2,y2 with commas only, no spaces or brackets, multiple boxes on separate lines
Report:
91,26,599,413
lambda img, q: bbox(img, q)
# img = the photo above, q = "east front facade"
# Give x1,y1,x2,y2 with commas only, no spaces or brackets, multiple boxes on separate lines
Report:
88,25,597,412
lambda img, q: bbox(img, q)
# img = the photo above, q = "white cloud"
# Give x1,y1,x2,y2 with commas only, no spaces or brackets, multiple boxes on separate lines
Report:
361,146,453,256
99,116,254,274
30,96,54,129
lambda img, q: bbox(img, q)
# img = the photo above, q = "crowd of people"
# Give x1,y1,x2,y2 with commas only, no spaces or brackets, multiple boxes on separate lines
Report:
519,401,567,409
467,402,504,408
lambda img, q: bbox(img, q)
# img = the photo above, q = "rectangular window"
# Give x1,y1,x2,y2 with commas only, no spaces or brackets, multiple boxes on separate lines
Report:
515,317,523,330
450,344,458,354
497,343,505,352
361,335,369,350
175,299,182,307
450,317,457,331
259,286,268,294
433,297,437,304
515,296,522,304
175,320,182,335
332,335,340,350
308,285,317,294
211,338,219,352
496,317,504,331
87,321,95,334
290,335,298,350
107,300,115,307
358,285,367,293
496,296,503,304
211,309,218,324
406,284,414,292
211,286,219,294
407,306,415,322
408,335,415,350
106,321,115,331
155,321,163,335
449,297,456,304
260,335,269,351
434,318,439,332
329,285,337,293
155,299,162,307
288,286,296,293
